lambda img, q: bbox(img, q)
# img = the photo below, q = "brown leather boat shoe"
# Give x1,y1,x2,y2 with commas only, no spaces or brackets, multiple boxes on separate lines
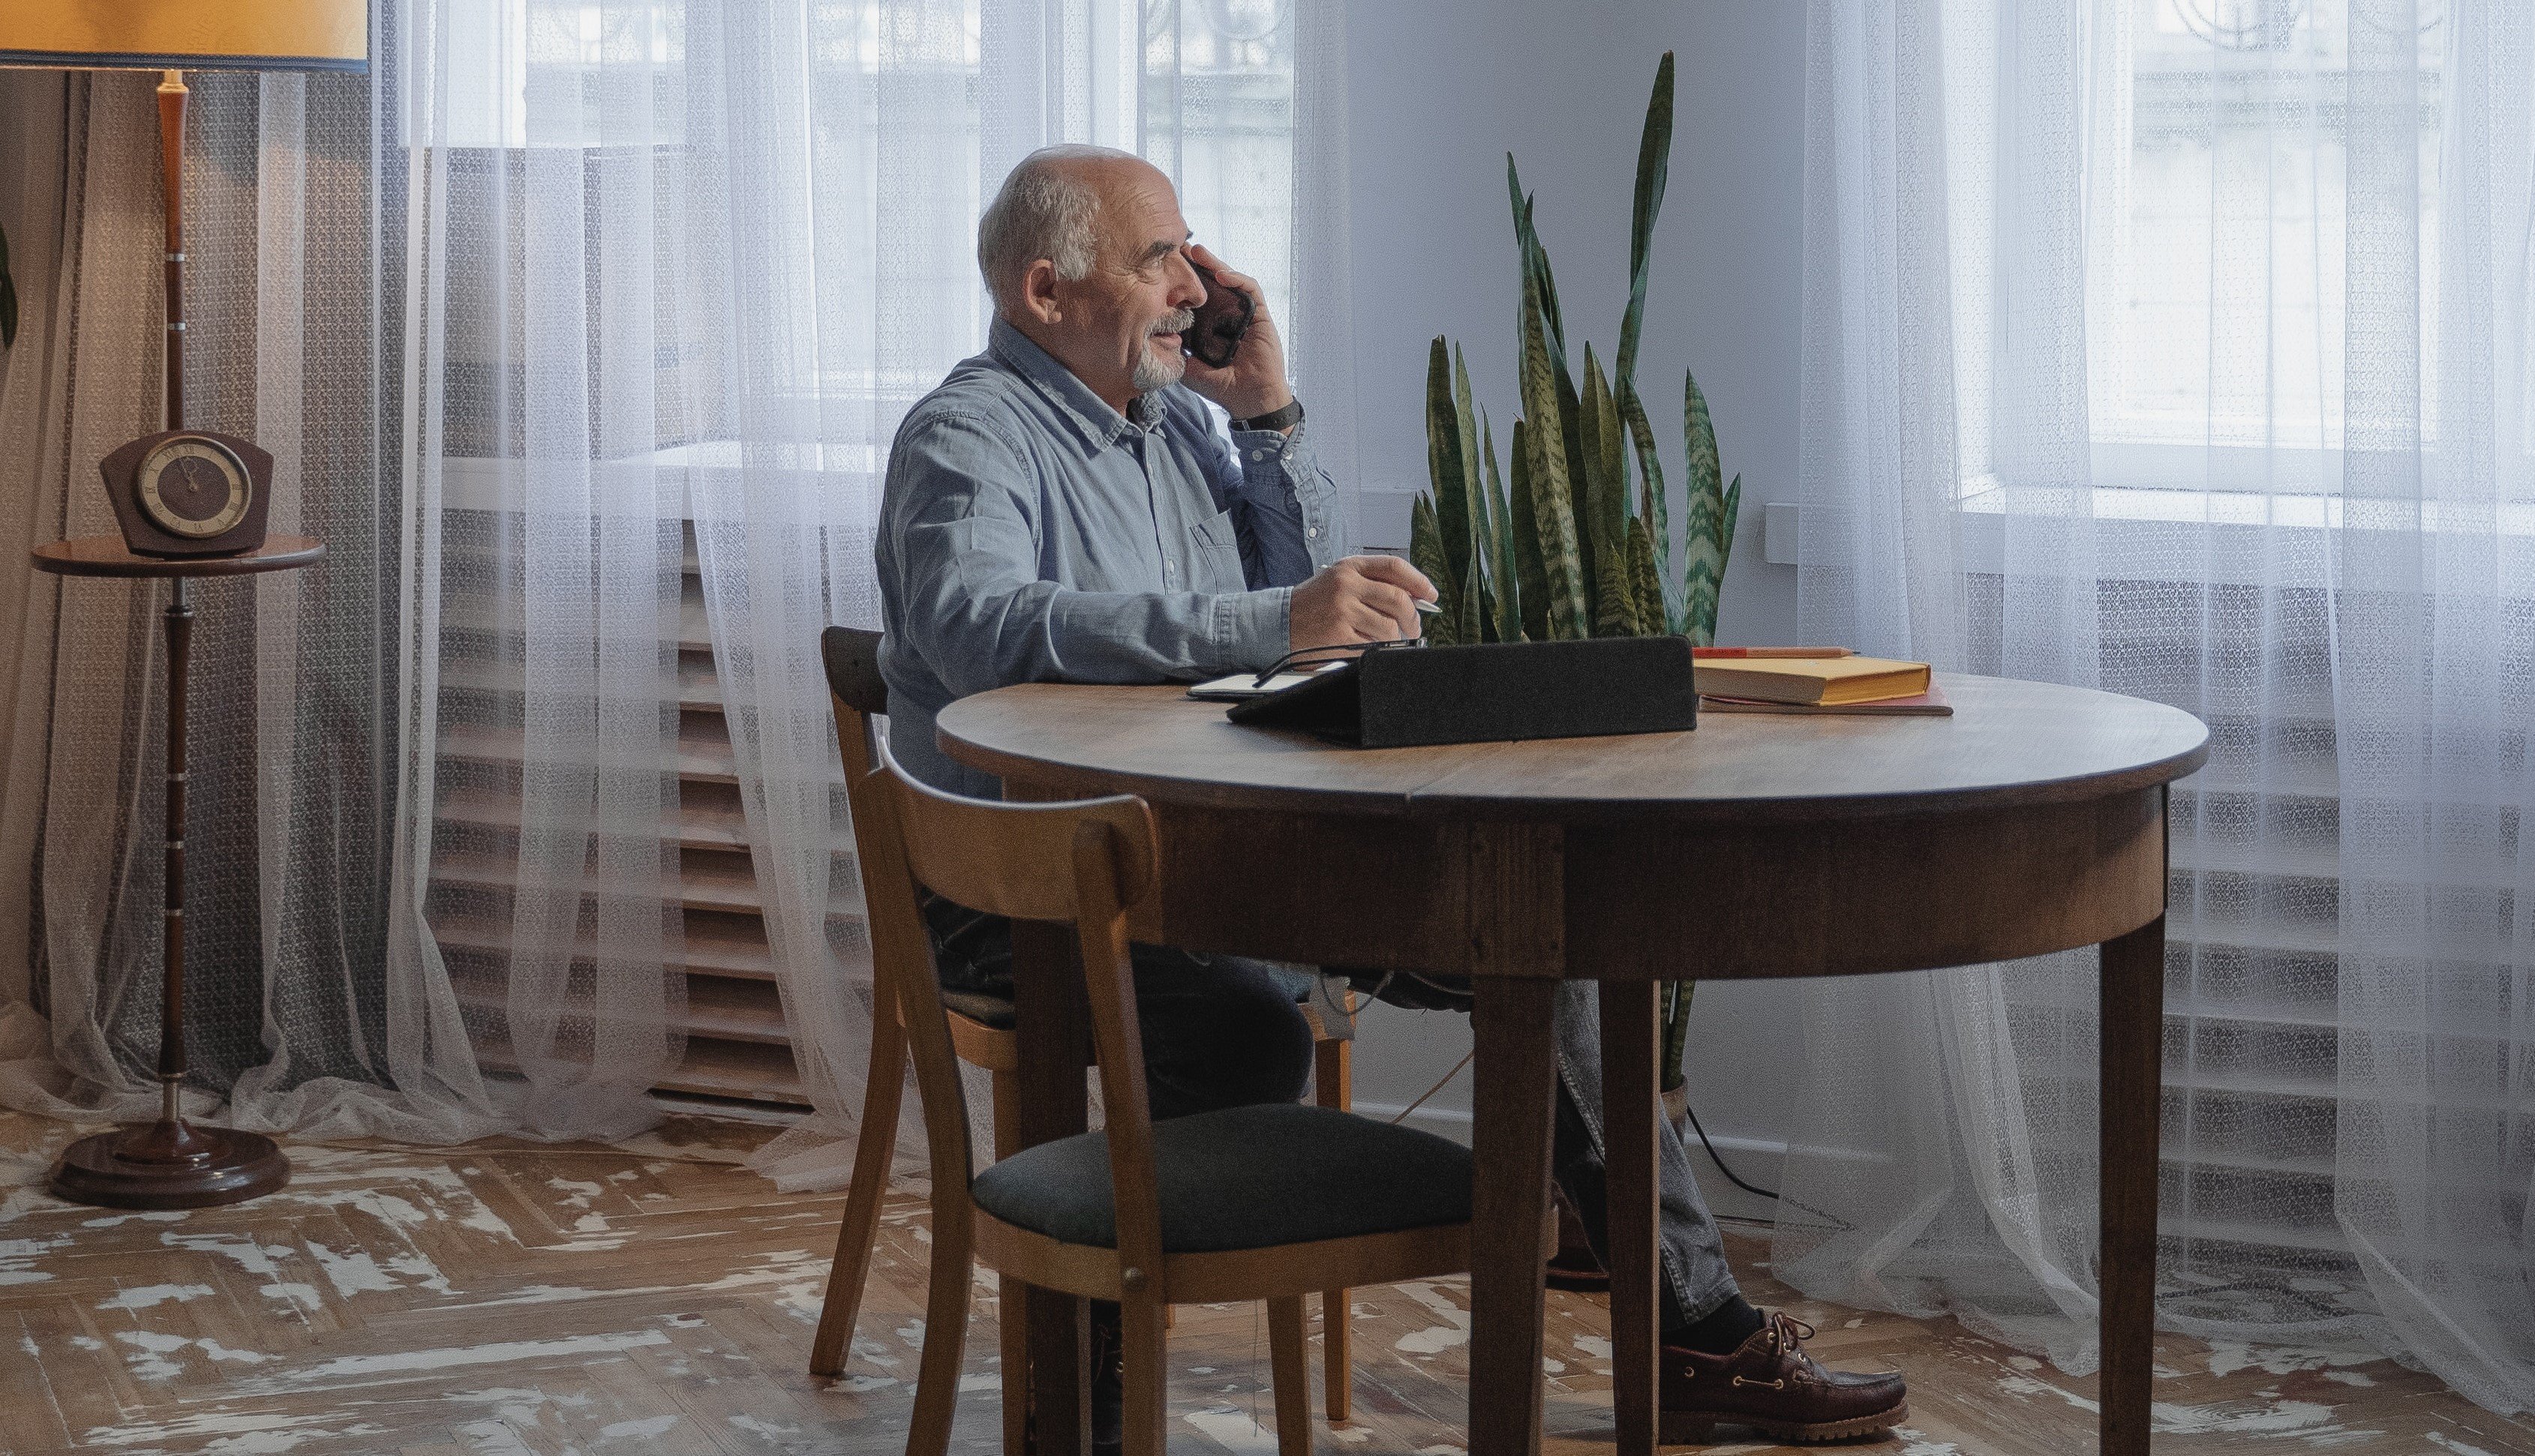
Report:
1662,1311,1908,1444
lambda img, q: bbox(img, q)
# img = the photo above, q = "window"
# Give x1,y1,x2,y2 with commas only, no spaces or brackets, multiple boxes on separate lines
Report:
2089,2,2443,487
419,0,686,149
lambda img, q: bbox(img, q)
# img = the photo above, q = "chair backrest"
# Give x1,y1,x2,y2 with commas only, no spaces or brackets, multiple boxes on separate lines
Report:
852,729,1173,1289
822,626,888,780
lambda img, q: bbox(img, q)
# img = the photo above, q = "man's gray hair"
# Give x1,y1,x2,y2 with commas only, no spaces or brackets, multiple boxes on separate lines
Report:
978,144,1134,314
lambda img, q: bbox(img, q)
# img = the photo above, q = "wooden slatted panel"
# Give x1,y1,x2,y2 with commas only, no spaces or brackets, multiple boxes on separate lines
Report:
426,518,824,1109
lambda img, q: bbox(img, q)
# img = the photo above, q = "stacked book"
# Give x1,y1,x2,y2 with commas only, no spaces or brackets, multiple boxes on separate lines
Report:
1691,647,1948,716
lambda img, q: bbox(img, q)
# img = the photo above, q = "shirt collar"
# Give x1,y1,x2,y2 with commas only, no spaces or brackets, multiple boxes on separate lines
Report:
989,317,1168,449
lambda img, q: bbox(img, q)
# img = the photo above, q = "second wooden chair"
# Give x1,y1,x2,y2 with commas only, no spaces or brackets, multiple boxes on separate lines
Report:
809,626,1377,1447
849,710,1473,1456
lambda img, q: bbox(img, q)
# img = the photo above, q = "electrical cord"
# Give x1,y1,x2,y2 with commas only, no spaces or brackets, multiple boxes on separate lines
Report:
1679,1091,1857,1236
1361,994,1847,1234
1386,1047,1476,1126
1677,1094,1780,1202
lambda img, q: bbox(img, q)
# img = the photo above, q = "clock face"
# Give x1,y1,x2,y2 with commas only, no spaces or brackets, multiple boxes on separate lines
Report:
137,435,252,539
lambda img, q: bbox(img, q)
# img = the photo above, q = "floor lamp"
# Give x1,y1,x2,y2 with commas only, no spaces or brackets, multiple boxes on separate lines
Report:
1,2,367,1209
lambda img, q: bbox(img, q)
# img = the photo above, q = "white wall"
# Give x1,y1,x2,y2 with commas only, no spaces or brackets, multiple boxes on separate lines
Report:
1339,0,1810,1216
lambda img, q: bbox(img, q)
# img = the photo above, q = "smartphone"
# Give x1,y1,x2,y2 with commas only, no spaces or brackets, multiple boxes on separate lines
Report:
1185,255,1254,369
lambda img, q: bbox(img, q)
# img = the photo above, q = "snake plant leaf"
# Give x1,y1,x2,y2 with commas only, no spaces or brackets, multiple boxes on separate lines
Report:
1408,494,1459,647
1508,417,1551,641
1470,409,1501,643
1619,379,1680,632
1680,368,1727,646
1517,210,1596,617
1717,471,1742,638
1723,471,1742,560
1424,337,1471,619
1527,411,1589,641
1684,368,1722,520
1602,373,1646,633
1481,410,1524,642
1520,251,1589,640
1453,344,1482,513
1451,343,1487,642
1507,159,1570,382
1581,348,1634,638
1508,173,1593,547
1617,52,1674,386
1625,515,1662,638
1659,979,1697,1094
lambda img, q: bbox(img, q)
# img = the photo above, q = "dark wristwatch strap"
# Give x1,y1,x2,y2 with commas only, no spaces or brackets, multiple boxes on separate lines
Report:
1230,397,1304,434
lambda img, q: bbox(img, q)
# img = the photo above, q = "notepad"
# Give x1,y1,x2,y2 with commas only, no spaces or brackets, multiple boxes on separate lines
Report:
1691,654,1931,706
1185,666,1338,701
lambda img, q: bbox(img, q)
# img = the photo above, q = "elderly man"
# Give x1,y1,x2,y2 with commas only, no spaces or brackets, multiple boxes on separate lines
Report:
876,144,1906,1448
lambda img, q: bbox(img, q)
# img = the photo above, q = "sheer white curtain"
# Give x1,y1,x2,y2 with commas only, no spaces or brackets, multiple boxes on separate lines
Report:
0,0,1344,1166
393,0,1349,1178
1792,0,2535,1414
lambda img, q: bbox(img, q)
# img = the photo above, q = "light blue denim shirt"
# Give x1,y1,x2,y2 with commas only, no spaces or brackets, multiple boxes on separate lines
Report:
877,319,1350,796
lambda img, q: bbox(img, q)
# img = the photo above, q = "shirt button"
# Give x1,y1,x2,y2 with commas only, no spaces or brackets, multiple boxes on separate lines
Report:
1251,448,1271,461
1306,526,1319,539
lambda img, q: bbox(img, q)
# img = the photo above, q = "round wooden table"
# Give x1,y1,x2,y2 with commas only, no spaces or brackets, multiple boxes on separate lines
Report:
939,671,2209,1456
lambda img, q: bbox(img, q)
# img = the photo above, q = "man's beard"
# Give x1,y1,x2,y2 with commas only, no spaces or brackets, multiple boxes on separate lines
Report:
1132,308,1197,394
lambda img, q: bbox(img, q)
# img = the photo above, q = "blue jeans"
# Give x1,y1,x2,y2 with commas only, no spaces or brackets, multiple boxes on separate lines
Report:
1548,981,1741,1332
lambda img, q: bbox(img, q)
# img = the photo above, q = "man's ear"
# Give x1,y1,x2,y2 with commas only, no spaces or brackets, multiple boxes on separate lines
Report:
1020,259,1064,325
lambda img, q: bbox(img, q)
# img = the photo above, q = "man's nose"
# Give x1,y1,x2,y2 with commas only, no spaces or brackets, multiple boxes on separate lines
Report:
1166,251,1205,308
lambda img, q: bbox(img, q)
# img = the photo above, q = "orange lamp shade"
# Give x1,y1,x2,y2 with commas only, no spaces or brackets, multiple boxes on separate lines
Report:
0,0,367,72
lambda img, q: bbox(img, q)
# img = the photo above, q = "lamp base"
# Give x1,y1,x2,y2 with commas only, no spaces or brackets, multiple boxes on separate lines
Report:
46,1121,290,1210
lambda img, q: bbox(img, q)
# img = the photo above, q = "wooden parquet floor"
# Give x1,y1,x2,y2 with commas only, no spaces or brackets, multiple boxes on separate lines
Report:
2,1106,2529,1456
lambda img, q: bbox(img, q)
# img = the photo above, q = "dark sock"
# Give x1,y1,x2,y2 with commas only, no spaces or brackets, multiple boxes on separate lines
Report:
1673,1294,1766,1355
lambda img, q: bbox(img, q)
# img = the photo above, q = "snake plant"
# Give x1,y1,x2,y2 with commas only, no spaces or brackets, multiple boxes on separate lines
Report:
1410,52,1738,652
1408,53,1735,1088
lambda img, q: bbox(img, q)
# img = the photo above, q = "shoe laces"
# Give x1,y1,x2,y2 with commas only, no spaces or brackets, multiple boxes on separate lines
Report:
1765,1312,1820,1367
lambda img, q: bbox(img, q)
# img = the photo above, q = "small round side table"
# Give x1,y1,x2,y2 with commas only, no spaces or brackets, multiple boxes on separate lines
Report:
31,533,325,1209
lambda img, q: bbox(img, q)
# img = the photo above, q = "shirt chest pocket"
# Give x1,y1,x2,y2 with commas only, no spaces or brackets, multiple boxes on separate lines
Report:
1185,509,1248,590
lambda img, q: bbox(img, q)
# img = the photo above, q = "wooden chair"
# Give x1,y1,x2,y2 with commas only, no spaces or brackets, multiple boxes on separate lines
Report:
846,710,1473,1456
808,626,1371,1441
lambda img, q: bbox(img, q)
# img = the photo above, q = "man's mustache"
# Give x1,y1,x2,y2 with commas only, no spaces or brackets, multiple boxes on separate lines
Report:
1148,308,1196,337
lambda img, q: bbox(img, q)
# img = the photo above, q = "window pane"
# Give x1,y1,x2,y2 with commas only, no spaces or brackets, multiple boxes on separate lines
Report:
2095,0,2445,465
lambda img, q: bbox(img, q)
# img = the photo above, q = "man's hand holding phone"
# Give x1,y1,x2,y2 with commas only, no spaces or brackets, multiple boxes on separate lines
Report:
1178,242,1293,425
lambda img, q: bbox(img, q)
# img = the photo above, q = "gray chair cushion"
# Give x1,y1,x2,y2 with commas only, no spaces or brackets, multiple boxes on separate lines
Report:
970,1102,1471,1253
939,989,1017,1030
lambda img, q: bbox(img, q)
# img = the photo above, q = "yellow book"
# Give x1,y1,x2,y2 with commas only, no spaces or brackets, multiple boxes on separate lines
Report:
1692,655,1932,707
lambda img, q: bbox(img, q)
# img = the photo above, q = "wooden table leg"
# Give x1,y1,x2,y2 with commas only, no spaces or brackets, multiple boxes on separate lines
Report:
1013,915,1092,1456
1470,977,1558,1456
1599,981,1661,1456
2099,912,2164,1456
1466,818,1565,1456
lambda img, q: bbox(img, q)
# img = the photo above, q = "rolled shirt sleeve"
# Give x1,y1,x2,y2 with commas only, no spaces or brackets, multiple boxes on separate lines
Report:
1209,416,1352,590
